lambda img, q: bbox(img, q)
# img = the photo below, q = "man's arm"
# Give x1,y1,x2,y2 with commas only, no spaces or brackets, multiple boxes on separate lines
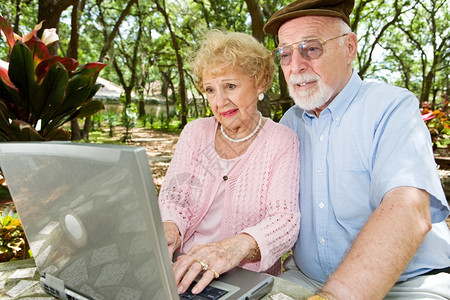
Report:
315,186,432,300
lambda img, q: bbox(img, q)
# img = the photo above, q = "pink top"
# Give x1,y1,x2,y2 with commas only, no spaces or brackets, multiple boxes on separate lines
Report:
183,156,239,251
158,117,300,275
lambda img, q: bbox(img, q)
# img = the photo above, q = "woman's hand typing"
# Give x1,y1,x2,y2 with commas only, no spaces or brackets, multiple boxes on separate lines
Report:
173,233,259,294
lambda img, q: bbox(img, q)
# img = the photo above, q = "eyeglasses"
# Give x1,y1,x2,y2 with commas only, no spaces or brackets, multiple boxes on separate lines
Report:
272,33,349,65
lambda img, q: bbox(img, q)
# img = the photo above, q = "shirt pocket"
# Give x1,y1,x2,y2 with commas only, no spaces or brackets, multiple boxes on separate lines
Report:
329,168,373,228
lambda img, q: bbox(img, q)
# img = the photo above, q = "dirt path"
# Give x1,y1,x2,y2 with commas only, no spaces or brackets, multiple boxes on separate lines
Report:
115,127,179,193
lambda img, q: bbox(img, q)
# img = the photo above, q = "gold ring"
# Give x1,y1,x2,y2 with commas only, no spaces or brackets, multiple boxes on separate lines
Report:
197,260,208,271
208,267,220,279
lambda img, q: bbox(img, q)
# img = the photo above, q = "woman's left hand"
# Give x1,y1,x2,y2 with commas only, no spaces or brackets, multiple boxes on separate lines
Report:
163,221,182,259
173,233,258,295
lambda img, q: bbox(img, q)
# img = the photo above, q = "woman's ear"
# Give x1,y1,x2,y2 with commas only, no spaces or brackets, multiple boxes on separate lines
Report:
257,85,265,95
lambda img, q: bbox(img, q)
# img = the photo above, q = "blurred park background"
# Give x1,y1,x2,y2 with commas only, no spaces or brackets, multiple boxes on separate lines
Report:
0,0,448,145
0,0,448,262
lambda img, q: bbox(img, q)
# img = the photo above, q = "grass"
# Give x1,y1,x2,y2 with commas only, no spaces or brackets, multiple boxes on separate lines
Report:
68,115,186,145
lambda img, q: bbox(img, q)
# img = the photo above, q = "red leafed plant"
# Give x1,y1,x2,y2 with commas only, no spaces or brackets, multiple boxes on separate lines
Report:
0,15,106,141
421,94,450,150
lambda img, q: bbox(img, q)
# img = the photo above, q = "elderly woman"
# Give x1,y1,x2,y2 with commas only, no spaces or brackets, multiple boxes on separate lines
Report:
158,29,300,295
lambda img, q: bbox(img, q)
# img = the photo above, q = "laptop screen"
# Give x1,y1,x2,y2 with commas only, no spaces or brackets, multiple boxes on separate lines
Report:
0,142,179,299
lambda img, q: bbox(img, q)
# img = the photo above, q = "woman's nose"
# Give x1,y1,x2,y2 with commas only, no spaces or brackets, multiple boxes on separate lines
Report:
215,88,229,107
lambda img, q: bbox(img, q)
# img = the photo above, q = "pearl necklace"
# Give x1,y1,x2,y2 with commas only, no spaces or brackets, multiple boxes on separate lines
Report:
220,111,262,143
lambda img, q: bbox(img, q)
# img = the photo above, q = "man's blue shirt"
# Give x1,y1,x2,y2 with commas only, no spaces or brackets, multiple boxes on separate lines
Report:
281,71,450,282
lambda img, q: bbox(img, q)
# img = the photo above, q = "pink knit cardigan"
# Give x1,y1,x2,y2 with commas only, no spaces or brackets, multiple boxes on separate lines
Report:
158,117,300,275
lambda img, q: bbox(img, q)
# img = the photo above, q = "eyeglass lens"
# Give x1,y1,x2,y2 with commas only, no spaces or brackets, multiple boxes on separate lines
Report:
273,40,324,65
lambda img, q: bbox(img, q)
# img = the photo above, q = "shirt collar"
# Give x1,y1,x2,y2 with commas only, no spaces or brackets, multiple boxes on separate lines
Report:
302,70,362,126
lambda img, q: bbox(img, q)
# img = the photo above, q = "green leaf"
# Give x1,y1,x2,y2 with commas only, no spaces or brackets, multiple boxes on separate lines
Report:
46,100,104,132
57,75,94,114
65,74,93,97
25,36,50,71
43,128,71,141
35,56,78,83
41,76,93,132
0,77,22,117
71,62,106,77
0,15,16,50
0,101,14,140
87,83,103,101
0,65,16,90
43,110,77,133
36,63,69,122
1,216,11,227
1,207,10,219
8,120,43,141
8,41,38,117
0,133,10,142
0,100,12,121
71,100,105,120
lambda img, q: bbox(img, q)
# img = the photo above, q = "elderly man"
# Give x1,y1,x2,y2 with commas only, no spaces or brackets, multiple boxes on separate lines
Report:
264,0,450,299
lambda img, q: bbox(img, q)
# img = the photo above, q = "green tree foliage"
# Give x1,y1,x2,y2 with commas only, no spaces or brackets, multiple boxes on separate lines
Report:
352,0,409,79
0,0,448,122
0,0,38,58
380,0,448,104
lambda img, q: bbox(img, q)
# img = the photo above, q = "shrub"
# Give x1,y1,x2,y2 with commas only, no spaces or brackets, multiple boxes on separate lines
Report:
421,94,449,151
0,15,106,141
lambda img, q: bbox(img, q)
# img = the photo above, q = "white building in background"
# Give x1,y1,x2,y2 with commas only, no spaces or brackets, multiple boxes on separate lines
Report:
94,77,125,101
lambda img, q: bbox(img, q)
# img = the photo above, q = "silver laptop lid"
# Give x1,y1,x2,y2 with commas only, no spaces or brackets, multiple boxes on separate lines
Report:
0,142,179,299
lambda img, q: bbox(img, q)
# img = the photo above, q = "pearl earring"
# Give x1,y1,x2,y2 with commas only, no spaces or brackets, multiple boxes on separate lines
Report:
258,93,264,101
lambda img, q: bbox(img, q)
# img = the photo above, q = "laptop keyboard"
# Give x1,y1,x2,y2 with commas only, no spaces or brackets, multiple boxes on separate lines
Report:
180,282,228,300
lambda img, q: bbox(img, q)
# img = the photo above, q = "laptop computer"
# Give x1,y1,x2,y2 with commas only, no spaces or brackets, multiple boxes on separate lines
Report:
0,142,273,300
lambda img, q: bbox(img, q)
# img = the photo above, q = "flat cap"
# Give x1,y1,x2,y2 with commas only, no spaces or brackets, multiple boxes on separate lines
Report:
264,0,354,35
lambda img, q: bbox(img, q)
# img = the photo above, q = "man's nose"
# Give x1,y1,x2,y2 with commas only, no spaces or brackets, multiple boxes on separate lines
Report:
289,48,308,74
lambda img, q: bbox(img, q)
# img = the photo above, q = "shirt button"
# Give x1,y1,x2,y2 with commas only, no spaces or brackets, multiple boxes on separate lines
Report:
320,237,326,245
320,135,324,141
335,117,340,121
319,202,325,208
318,167,323,173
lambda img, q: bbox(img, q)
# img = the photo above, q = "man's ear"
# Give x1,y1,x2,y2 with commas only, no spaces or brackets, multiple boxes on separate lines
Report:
346,32,358,64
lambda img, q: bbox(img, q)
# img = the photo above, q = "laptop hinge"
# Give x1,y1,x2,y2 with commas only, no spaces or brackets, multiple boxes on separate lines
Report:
40,273,66,299
40,273,92,300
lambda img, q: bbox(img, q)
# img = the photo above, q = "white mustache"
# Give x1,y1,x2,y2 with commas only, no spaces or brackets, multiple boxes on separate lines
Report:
288,73,320,86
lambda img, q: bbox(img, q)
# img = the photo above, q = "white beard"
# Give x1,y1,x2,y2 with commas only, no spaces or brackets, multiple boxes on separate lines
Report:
288,73,334,111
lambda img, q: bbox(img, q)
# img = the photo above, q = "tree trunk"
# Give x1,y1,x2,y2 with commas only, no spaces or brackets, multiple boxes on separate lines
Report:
273,65,293,122
245,0,264,43
13,0,21,34
245,0,271,117
193,94,198,118
38,0,84,140
81,0,138,139
139,100,146,118
420,72,435,104
68,0,83,141
356,0,402,79
82,117,91,140
165,94,170,128
38,0,76,55
155,0,188,128
97,0,138,60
